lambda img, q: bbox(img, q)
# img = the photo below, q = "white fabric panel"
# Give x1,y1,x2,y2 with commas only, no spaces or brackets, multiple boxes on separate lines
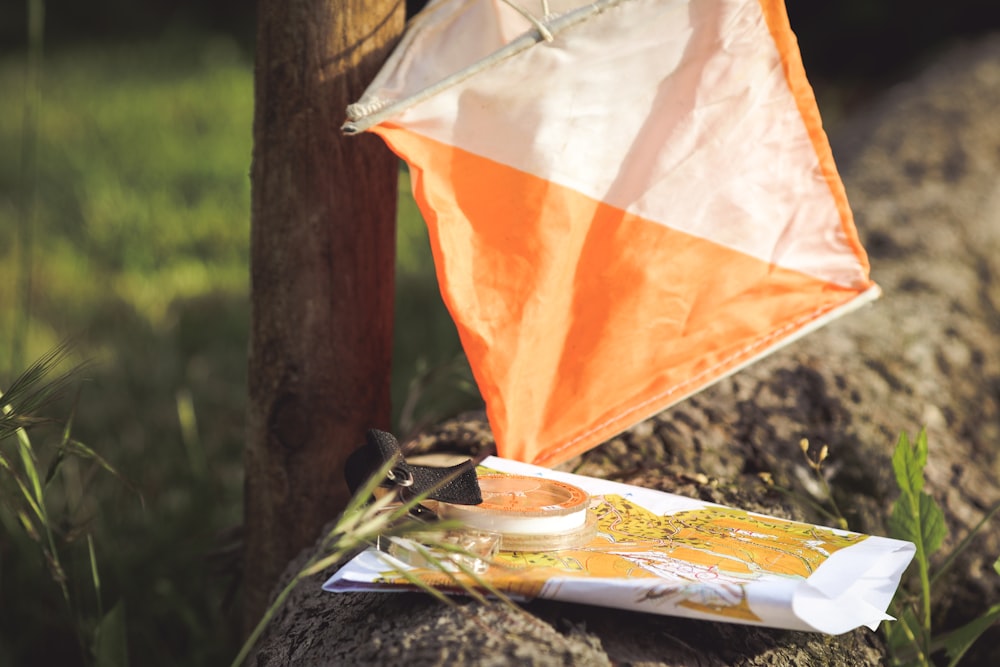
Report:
362,0,866,288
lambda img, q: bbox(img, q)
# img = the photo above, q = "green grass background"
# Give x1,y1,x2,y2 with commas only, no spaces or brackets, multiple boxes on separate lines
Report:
0,31,474,665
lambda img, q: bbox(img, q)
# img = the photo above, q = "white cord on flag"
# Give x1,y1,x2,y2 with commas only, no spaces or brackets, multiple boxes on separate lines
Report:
501,0,554,42
343,0,632,134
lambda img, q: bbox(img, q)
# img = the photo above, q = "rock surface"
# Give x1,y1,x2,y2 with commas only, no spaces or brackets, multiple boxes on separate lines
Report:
251,35,1000,666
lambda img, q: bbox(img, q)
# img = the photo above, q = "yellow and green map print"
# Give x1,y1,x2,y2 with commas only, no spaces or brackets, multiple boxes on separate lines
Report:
377,492,866,622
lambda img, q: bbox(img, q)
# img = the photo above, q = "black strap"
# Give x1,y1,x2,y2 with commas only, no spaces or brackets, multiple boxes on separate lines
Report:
344,429,483,505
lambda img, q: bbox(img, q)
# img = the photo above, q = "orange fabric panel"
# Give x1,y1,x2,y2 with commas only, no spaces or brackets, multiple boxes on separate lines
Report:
379,125,862,465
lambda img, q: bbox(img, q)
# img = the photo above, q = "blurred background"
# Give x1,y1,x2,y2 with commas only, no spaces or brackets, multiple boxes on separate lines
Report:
2,1,999,665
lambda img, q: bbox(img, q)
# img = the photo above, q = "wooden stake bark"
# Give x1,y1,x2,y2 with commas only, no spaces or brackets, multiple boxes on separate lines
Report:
244,0,404,629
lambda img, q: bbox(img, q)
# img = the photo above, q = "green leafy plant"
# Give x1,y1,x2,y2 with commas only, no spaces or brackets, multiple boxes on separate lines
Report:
759,430,998,665
884,429,1000,666
1,347,133,666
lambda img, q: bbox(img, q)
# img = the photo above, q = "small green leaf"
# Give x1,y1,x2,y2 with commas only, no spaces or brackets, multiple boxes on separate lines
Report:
993,556,999,578
918,492,947,556
891,430,927,498
88,534,103,615
887,432,947,556
16,510,40,542
93,600,128,667
888,496,919,544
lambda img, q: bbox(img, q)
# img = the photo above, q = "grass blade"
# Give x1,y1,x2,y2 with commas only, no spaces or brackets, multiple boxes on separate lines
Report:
939,602,1000,667
230,573,305,667
408,541,490,605
15,427,44,513
374,551,457,607
16,509,40,542
298,549,356,578
931,500,1000,588
1,453,45,522
440,549,518,610
88,534,103,618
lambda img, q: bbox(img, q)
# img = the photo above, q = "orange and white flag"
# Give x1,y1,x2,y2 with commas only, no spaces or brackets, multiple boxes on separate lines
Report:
345,0,878,466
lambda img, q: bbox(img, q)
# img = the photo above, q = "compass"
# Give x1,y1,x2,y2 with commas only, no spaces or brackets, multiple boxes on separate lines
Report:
439,474,597,551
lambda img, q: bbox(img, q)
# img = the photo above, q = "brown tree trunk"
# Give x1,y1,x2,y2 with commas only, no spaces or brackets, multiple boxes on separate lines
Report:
244,0,405,630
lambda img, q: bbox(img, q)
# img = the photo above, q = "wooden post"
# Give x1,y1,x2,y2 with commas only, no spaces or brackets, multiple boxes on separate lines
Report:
244,0,404,628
